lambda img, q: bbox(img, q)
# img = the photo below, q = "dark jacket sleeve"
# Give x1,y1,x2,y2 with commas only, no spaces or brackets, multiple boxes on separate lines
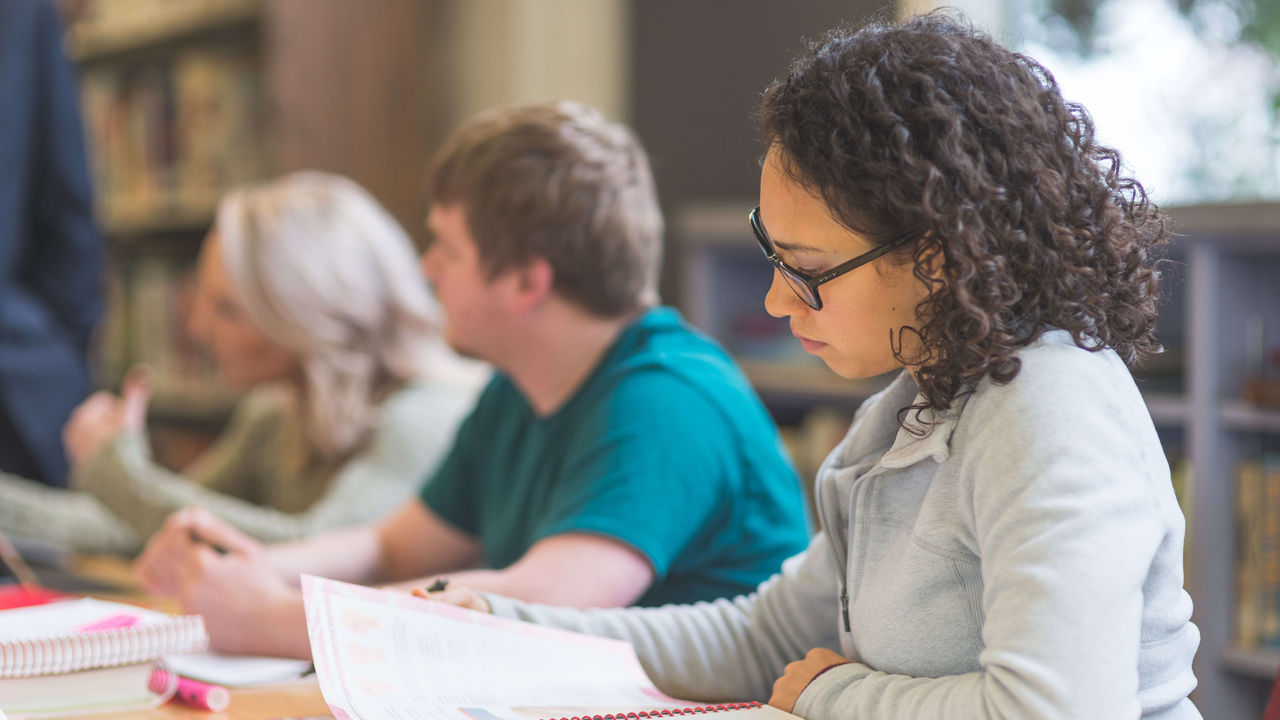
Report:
26,0,104,352
0,0,104,484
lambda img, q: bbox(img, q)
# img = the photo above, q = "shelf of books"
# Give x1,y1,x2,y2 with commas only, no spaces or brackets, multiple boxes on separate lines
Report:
66,0,263,64
79,39,262,239
1176,203,1280,719
1223,401,1280,434
71,0,439,444
71,0,264,429
1231,454,1280,682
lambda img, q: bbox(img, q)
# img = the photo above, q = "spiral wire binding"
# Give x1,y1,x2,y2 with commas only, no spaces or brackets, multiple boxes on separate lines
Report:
0,615,207,677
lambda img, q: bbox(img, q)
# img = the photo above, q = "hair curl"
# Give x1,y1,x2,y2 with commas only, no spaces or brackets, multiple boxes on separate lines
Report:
759,11,1170,428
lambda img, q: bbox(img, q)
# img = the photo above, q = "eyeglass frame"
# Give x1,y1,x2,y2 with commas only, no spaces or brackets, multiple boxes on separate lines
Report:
749,206,917,311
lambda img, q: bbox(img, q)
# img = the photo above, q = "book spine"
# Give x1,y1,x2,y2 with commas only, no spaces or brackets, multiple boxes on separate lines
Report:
1237,459,1264,648
1266,455,1280,648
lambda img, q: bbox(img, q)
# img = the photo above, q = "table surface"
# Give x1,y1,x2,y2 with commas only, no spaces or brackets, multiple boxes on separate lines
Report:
38,555,336,720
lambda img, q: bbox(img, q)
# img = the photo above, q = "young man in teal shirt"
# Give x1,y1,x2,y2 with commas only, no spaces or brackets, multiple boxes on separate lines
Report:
133,102,809,658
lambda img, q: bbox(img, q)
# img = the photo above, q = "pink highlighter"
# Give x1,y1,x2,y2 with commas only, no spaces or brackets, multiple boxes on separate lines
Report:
76,613,141,632
149,668,231,712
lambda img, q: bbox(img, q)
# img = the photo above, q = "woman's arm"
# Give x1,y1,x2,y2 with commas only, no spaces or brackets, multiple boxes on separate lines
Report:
76,383,472,542
0,472,138,553
482,532,840,704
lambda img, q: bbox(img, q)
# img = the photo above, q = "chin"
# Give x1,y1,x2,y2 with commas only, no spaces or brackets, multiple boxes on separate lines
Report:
822,355,900,381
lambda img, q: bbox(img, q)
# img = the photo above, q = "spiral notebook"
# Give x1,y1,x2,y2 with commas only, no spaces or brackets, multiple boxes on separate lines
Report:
0,598,204,718
302,575,800,720
0,598,207,678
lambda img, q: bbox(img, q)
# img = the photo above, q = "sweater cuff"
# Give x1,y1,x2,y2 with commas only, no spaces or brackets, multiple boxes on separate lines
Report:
791,662,872,719
71,431,150,491
481,592,525,619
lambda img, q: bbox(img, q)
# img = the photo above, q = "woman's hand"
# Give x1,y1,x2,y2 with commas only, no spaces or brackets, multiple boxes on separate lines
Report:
63,366,152,468
411,581,491,613
769,647,851,713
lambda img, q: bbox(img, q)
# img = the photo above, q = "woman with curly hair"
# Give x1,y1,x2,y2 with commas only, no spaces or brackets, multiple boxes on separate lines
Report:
418,12,1200,719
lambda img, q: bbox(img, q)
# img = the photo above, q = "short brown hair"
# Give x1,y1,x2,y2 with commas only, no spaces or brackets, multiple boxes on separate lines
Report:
426,101,664,318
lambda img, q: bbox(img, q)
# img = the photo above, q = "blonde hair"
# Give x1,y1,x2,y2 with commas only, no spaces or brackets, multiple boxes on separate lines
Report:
215,171,478,459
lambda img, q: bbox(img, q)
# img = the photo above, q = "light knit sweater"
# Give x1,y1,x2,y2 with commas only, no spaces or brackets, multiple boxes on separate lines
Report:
0,378,477,553
485,331,1201,720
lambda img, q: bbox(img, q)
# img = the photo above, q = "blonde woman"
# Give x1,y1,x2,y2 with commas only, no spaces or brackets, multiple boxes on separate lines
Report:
0,171,485,554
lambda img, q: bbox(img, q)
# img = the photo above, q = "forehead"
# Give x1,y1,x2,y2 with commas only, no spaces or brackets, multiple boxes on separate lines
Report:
197,230,226,279
426,203,473,240
759,153,853,254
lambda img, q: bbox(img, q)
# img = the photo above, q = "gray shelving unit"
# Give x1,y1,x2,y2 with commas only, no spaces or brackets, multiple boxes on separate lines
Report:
1176,203,1280,719
680,200,1280,718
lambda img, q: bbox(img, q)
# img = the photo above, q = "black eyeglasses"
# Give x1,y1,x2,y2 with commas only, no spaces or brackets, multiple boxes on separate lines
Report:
749,206,916,311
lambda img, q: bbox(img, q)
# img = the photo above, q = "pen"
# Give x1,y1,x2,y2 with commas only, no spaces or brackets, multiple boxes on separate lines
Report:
0,527,40,589
188,529,228,555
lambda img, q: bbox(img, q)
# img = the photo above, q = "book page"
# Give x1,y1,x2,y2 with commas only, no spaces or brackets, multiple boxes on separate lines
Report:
302,576,704,720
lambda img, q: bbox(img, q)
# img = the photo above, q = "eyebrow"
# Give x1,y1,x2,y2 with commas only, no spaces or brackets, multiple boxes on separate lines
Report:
756,211,833,254
772,239,835,254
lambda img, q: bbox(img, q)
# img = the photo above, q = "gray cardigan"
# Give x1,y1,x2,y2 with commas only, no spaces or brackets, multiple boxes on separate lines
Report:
486,331,1201,719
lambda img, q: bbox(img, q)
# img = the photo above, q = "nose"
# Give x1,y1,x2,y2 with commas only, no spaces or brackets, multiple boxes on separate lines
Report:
419,245,439,283
763,268,802,319
186,287,211,345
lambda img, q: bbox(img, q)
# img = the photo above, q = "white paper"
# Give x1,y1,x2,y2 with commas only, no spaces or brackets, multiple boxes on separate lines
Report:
165,650,311,687
302,575,702,720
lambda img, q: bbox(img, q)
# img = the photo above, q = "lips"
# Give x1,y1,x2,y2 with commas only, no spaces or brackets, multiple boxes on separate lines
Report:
793,330,826,353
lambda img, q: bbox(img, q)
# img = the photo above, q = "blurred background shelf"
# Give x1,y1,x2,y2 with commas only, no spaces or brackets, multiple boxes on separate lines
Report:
98,196,219,238
1221,646,1280,680
72,0,441,467
67,0,262,64
1222,400,1280,434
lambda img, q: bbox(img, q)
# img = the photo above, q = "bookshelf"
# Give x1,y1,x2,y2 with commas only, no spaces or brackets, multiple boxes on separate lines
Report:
1176,203,1280,719
67,0,439,446
678,200,1280,718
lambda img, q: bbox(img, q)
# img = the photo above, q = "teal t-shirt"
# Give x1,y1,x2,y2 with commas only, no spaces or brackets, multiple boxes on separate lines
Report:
419,306,809,606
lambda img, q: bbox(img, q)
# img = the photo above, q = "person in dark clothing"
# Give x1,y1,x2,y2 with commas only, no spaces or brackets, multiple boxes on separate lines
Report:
0,0,105,486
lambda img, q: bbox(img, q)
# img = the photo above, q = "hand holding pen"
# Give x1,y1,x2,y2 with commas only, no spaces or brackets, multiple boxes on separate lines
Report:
133,506,298,656
411,578,491,613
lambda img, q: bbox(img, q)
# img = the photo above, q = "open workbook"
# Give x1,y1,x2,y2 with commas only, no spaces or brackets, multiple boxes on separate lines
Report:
302,576,801,720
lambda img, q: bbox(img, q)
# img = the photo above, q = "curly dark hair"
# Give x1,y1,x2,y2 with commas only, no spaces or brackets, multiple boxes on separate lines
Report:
759,11,1170,426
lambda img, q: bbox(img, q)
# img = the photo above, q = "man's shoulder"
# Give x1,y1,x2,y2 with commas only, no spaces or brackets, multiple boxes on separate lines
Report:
605,308,744,390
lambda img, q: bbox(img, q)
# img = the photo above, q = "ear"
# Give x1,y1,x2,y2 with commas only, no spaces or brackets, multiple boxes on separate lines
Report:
508,256,555,313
